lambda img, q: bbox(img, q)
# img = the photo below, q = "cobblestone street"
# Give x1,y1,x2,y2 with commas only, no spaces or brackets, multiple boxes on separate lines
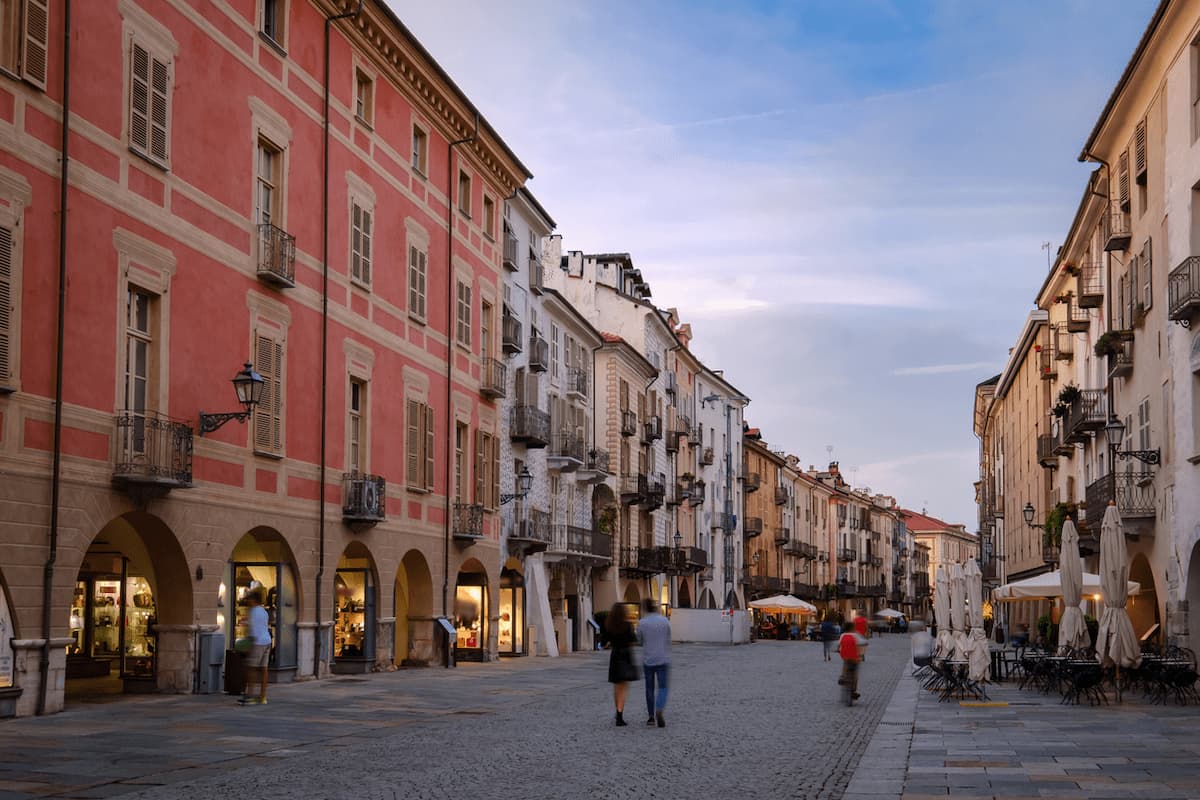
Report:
0,637,908,800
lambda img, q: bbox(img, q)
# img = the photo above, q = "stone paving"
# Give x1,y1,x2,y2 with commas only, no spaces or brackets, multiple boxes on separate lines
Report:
0,636,909,800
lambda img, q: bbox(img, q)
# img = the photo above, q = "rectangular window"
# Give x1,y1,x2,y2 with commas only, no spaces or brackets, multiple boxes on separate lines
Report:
480,301,493,359
253,333,284,456
349,378,365,473
354,69,373,125
256,137,282,228
124,288,155,454
351,203,372,286
454,421,468,502
411,125,427,175
550,323,560,379
475,430,499,509
1138,397,1151,451
456,281,472,347
458,170,471,216
483,195,495,239
0,225,12,385
1142,238,1153,311
261,0,284,45
408,245,427,321
1,0,48,88
406,399,435,491
129,41,170,167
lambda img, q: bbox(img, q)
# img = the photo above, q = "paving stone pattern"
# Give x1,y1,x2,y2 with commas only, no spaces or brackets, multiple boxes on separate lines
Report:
0,638,909,800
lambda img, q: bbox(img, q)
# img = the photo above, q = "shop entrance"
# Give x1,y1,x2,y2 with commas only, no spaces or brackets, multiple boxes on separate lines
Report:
1128,552,1161,645
454,560,490,662
332,544,377,674
66,513,191,700
394,550,434,666
221,528,299,683
498,566,525,656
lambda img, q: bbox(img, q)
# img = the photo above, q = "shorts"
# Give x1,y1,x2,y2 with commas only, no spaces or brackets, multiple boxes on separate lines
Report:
245,644,270,668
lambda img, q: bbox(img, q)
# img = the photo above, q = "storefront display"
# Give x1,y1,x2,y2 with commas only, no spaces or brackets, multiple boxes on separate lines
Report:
221,562,298,674
498,569,524,656
66,563,157,680
454,572,488,661
333,569,375,667
0,586,13,689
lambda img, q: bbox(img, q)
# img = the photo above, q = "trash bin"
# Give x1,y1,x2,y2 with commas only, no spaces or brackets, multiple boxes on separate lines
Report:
223,649,246,695
196,631,225,694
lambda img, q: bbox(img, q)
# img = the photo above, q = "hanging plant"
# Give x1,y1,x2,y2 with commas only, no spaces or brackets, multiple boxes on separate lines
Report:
1094,332,1122,358
1064,263,1080,276
1043,502,1075,548
1057,383,1080,404
1052,401,1069,418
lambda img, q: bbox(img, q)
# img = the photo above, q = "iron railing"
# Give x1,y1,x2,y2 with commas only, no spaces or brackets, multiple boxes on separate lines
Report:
528,333,549,373
453,502,484,539
743,472,761,492
774,486,790,505
584,448,610,474
1077,260,1103,308
687,480,706,507
502,312,522,354
774,527,790,545
512,508,553,546
342,473,386,523
502,231,519,270
1086,471,1156,525
529,258,544,294
744,517,763,538
1104,201,1131,252
838,548,857,563
256,223,296,287
1065,389,1106,443
566,367,588,399
1037,434,1057,468
480,357,506,399
1108,338,1134,380
510,405,550,447
620,409,638,437
112,411,193,487
1169,256,1200,324
642,415,662,443
550,432,586,464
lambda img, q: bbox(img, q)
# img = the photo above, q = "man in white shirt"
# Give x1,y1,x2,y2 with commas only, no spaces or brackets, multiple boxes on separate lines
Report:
240,589,272,705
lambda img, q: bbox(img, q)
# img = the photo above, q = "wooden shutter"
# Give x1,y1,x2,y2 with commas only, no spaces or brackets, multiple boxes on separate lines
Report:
474,429,484,504
253,334,281,453
1128,256,1138,324
130,43,150,155
1142,238,1153,310
1134,119,1147,182
1117,151,1130,211
0,226,10,382
149,55,169,163
21,0,48,90
406,399,420,486
423,403,435,490
491,434,500,508
514,367,525,405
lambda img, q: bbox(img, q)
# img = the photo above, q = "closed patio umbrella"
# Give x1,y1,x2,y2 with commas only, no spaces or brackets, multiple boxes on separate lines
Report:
964,558,989,682
934,565,953,657
1095,503,1141,670
1057,520,1089,652
950,562,968,660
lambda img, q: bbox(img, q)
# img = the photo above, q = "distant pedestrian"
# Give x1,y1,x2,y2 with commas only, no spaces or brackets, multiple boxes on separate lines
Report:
638,598,671,728
606,603,638,726
838,627,865,700
239,589,271,706
821,618,837,661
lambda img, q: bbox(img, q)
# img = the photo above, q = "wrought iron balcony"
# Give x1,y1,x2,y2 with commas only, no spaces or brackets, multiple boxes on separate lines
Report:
502,312,522,354
1052,423,1074,457
859,551,872,565
1042,543,1060,565
502,231,519,271
1066,297,1090,333
774,486,790,506
112,411,193,490
701,447,714,466
528,333,549,373
580,447,610,477
1077,260,1103,308
620,474,648,504
664,371,677,395
511,508,552,552
774,527,790,546
687,479,705,507
838,548,857,563
591,530,613,559
549,524,591,557
1104,202,1131,252
620,409,638,437
888,589,903,604
837,579,858,597
619,546,667,576
1037,433,1057,469
748,575,790,598
1038,348,1056,381
1108,337,1133,380
870,555,883,567
529,258,544,295
1169,256,1200,327
342,473,386,525
548,432,585,471
566,367,588,399
743,472,761,492
793,582,816,600
256,223,296,287
665,429,681,453
480,357,506,400
452,502,484,541
1064,389,1106,444
510,405,550,448
1052,323,1073,361
1086,471,1156,529
643,472,666,511
744,516,763,538
782,538,802,555
642,415,662,443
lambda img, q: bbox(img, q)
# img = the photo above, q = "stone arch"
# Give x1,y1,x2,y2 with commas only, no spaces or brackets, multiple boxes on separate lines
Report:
394,548,434,665
332,541,380,673
454,557,491,661
225,527,301,678
677,580,692,609
1128,551,1161,643
699,587,717,609
622,582,641,603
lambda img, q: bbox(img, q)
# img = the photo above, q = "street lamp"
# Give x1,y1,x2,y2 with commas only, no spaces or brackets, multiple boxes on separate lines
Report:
199,362,265,435
1104,414,1161,465
499,465,533,505
1022,502,1036,528
673,531,682,550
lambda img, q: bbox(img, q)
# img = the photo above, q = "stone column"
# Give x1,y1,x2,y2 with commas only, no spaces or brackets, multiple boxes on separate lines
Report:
407,615,436,665
375,616,395,670
152,624,198,693
11,638,71,717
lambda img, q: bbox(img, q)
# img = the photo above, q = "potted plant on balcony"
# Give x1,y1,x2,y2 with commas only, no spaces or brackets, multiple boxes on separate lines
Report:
1063,262,1079,277
1052,401,1069,419
1093,332,1123,358
1057,383,1080,405
1133,302,1147,328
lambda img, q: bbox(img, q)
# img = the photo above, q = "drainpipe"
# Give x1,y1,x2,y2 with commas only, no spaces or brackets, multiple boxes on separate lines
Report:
316,0,363,681
38,0,72,717
443,113,479,665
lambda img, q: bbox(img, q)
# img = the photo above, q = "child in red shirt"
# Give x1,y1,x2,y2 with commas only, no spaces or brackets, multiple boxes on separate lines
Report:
839,630,864,699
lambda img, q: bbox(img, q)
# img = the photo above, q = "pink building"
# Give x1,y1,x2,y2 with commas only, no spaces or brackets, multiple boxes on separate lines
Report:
0,0,530,716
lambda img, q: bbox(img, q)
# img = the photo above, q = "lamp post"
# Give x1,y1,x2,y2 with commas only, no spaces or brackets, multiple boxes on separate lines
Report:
199,362,265,435
499,465,533,505
1025,502,1059,567
1104,414,1160,465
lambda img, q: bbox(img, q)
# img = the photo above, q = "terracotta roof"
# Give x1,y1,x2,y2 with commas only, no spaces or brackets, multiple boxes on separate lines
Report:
898,508,968,534
600,332,625,344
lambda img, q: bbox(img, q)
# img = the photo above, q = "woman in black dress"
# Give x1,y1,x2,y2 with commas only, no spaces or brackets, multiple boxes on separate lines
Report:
606,603,637,726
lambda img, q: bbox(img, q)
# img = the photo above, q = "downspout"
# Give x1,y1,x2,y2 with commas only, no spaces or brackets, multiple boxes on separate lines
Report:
39,0,71,716
444,113,479,662
316,0,363,681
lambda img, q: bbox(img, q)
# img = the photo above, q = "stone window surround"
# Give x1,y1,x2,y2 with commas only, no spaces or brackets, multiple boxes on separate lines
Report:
0,166,31,393
247,290,290,457
343,338,374,474
111,228,175,416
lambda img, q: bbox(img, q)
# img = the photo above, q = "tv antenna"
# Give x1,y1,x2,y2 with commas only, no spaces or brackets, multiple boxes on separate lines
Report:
1041,241,1053,269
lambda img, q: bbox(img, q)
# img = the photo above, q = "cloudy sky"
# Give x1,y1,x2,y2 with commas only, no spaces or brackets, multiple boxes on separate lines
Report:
390,0,1157,528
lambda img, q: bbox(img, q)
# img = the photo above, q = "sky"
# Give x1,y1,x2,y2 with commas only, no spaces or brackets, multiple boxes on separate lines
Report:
389,0,1159,529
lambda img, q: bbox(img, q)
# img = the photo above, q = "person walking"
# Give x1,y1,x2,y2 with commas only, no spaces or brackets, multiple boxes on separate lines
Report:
638,597,671,728
240,589,272,705
606,603,638,726
820,617,837,662
838,626,864,701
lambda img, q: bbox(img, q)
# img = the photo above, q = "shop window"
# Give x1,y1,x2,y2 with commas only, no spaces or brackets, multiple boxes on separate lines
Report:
67,564,156,680
454,574,488,660
333,568,374,662
498,569,524,655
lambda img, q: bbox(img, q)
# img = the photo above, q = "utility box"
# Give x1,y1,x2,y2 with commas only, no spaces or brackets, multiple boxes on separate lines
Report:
196,631,225,694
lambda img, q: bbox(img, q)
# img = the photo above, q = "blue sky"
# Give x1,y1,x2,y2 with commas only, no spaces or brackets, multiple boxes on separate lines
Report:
391,0,1158,526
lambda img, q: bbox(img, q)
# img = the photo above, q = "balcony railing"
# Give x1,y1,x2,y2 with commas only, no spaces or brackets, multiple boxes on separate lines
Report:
480,357,506,399
566,367,588,399
838,548,857,562
643,473,666,511
1104,202,1131,252
453,502,484,540
1052,323,1074,361
591,530,613,560
1038,348,1056,381
710,511,734,532
1037,433,1057,469
774,486,790,506
342,473,386,525
1169,256,1200,325
620,409,638,437
502,231,519,271
744,517,763,538
620,474,647,504
529,258,544,294
510,405,550,448
1077,261,1103,308
550,524,591,556
619,546,667,576
1064,389,1106,444
642,415,662,443
112,411,193,489
502,313,522,354
511,508,553,550
748,575,790,598
837,580,858,597
584,447,610,475
793,582,816,600
859,552,872,565
548,432,586,470
528,333,549,373
1108,337,1134,380
665,429,680,453
743,472,761,492
256,223,296,287
870,555,883,567
1066,297,1090,333
687,480,705,507
774,527,790,545
701,447,714,466
1052,423,1074,457
1085,471,1156,528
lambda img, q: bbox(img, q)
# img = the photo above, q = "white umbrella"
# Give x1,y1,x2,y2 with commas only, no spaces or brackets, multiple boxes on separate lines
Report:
934,565,953,657
875,608,904,619
748,594,817,614
1095,503,1141,670
993,570,1139,601
964,558,990,682
1057,520,1089,652
950,562,969,660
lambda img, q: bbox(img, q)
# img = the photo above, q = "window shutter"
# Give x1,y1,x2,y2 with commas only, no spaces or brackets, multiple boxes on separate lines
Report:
406,399,420,486
22,0,49,89
149,56,169,163
1142,237,1152,310
424,404,435,490
491,433,500,508
514,368,525,405
1134,119,1147,182
129,43,150,155
0,226,11,382
1128,256,1138,325
474,429,484,504
253,334,276,452
1117,151,1130,211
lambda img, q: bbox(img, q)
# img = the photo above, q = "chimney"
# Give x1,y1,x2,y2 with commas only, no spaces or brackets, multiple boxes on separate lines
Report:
828,461,839,476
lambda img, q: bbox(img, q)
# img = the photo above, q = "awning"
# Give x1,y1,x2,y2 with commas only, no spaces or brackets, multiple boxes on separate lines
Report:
992,569,1139,601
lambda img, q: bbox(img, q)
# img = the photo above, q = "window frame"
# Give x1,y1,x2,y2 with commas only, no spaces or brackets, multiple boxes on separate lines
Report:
408,244,428,323
455,280,472,349
482,195,495,240
260,0,287,53
411,123,428,177
0,205,25,392
406,399,436,492
348,377,366,474
127,37,172,170
354,67,374,128
0,0,49,89
458,169,472,218
350,201,373,289
256,135,284,230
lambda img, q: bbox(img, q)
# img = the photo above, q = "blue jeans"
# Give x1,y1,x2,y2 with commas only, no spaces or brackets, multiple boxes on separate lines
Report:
644,663,669,716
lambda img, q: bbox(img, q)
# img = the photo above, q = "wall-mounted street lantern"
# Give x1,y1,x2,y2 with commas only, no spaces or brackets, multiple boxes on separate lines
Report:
500,465,533,505
674,531,682,549
199,362,265,435
1022,502,1037,528
1104,414,1161,465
